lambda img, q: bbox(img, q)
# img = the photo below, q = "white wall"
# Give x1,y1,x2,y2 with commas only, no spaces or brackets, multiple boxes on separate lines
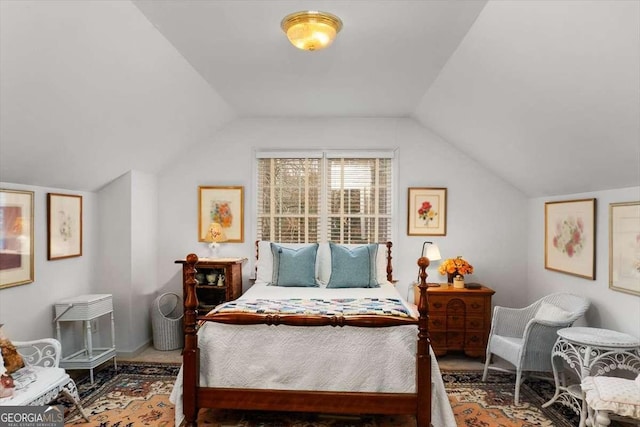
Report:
130,170,158,352
96,170,159,354
0,182,96,342
96,173,132,352
156,118,529,308
528,187,640,337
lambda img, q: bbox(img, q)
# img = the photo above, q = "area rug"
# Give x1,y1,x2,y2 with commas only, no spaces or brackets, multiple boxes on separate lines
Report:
61,362,580,427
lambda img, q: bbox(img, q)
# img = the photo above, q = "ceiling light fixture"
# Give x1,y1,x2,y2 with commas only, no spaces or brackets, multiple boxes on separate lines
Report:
281,10,343,51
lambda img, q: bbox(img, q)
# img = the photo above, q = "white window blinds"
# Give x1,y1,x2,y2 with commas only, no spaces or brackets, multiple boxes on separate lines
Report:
256,151,393,243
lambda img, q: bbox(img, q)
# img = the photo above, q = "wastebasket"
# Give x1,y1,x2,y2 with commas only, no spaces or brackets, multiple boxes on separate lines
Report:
152,292,184,351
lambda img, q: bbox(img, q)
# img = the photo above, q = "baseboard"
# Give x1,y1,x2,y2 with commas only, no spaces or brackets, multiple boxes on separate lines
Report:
116,339,152,359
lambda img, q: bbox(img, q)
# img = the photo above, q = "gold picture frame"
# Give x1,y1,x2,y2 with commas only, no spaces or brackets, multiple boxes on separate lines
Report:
198,186,244,243
609,201,640,296
407,187,447,236
47,193,83,260
0,189,34,289
545,198,596,279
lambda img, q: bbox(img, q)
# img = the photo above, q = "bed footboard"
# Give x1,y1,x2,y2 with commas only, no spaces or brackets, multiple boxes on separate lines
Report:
182,252,432,427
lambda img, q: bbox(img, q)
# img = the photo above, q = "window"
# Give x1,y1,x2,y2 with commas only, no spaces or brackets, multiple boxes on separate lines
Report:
256,151,393,243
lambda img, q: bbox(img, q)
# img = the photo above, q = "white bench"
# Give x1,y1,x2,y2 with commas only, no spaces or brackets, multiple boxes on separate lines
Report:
0,338,88,421
582,375,640,427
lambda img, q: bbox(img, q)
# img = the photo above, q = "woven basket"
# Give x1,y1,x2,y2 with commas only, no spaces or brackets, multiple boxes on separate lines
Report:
152,292,184,351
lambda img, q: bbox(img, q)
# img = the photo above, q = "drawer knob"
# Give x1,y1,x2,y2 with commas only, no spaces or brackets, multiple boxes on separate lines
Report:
471,303,481,309
434,303,442,309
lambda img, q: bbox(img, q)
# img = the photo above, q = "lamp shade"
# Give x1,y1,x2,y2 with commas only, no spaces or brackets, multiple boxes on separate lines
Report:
204,222,227,243
281,11,343,51
423,242,441,261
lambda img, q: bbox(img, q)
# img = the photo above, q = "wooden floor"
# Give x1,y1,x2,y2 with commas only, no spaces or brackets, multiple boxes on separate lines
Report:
119,345,488,370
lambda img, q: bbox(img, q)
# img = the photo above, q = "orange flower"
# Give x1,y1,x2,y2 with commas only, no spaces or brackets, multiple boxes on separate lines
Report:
438,256,474,276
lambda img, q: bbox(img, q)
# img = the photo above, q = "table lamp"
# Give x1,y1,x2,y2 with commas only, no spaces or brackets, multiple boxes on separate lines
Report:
418,241,442,288
204,222,227,258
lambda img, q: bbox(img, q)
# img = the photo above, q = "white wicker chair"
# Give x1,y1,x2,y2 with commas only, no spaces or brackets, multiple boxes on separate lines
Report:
482,293,590,405
0,338,88,421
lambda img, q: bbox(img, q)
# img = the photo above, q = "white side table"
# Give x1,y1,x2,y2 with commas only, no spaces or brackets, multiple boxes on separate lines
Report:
54,294,117,383
542,327,640,427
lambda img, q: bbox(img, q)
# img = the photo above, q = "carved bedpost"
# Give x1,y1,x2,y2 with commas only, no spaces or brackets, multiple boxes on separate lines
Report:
416,257,432,427
183,253,200,426
385,241,393,282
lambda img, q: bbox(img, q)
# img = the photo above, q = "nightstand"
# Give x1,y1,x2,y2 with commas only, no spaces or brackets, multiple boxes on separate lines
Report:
175,257,246,312
415,283,495,358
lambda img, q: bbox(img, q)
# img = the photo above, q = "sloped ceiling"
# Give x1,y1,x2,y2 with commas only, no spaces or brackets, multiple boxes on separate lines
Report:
0,1,638,196
414,1,640,196
0,0,234,191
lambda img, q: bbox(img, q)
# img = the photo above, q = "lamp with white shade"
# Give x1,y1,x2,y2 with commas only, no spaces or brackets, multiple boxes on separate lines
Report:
417,241,442,288
203,222,227,258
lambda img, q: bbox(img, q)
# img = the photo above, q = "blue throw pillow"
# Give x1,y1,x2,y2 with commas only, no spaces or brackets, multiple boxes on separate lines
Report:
326,243,379,288
271,243,319,287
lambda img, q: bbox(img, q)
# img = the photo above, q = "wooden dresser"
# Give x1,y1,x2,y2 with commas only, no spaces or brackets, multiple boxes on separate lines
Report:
416,284,495,358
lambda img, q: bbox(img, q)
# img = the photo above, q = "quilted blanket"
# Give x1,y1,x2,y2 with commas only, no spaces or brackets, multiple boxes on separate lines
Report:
212,298,413,318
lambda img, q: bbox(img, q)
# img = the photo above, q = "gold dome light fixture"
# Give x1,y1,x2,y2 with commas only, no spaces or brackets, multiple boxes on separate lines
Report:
281,10,343,51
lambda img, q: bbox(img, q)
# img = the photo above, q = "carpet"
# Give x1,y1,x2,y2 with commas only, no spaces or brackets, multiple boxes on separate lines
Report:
60,362,580,427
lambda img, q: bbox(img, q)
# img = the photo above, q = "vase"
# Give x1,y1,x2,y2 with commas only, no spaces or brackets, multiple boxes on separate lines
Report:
453,275,465,289
448,273,464,286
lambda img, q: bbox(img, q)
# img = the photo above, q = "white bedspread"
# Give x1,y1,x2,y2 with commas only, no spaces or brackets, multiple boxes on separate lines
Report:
170,283,455,426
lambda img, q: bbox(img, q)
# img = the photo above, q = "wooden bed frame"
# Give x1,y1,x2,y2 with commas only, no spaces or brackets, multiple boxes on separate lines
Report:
181,242,433,427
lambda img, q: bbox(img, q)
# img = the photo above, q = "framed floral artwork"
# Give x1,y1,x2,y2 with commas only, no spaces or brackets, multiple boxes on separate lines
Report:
545,198,595,279
407,187,447,236
609,201,640,295
47,193,83,260
198,186,244,243
0,189,34,289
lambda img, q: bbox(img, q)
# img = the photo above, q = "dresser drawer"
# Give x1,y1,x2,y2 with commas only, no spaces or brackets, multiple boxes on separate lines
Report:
466,297,485,313
447,314,465,329
447,332,465,348
466,316,484,330
465,332,485,348
428,296,448,312
429,315,446,330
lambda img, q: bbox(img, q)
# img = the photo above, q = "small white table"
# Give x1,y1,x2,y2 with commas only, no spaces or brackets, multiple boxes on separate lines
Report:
543,327,640,427
54,294,117,383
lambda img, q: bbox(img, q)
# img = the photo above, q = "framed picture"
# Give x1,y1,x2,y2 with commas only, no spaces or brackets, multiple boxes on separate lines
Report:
0,189,34,289
47,193,83,260
198,186,244,243
407,187,447,236
545,198,596,279
609,201,640,296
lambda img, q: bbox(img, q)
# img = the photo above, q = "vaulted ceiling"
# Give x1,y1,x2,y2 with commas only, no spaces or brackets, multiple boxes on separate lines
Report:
1,1,638,196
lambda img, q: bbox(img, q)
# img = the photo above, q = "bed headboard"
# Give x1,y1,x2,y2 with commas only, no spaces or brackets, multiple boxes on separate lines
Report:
254,241,394,283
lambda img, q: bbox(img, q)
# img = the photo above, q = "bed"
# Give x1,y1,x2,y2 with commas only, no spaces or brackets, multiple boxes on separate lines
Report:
170,242,455,427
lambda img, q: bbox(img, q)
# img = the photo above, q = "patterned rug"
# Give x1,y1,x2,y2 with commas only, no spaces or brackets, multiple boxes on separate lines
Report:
60,362,580,426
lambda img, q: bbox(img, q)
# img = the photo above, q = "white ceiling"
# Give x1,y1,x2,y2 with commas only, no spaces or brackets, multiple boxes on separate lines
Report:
132,0,487,117
1,0,638,196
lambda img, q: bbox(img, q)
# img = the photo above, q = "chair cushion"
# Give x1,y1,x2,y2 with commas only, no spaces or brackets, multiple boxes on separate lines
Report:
582,375,640,419
489,335,524,365
534,301,573,323
0,365,70,406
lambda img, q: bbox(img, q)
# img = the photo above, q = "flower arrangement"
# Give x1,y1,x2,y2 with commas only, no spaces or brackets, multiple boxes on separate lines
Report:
438,256,474,276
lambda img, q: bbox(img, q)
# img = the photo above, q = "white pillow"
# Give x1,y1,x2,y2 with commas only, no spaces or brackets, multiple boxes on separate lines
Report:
255,241,320,284
534,301,573,323
317,243,390,286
